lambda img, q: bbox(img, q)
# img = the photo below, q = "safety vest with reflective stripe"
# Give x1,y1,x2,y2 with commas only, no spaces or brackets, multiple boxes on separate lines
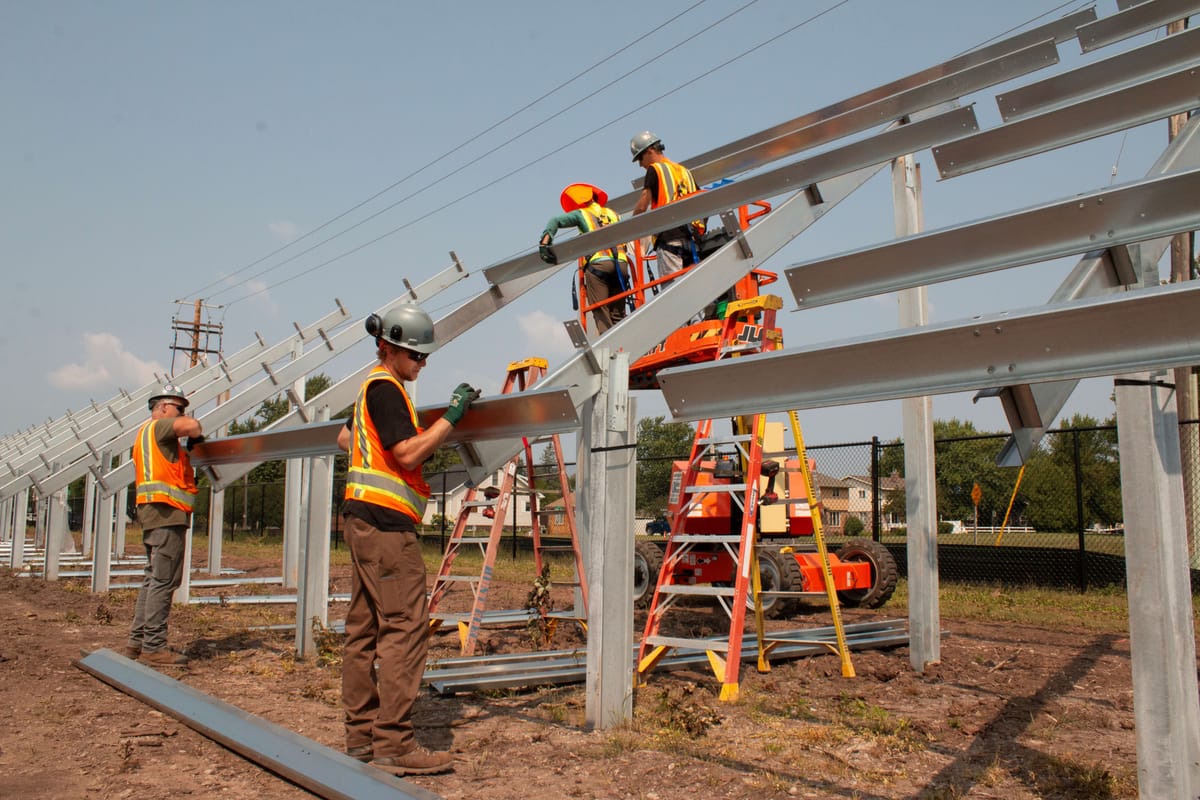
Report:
650,160,706,238
132,419,198,512
578,204,629,267
344,366,431,522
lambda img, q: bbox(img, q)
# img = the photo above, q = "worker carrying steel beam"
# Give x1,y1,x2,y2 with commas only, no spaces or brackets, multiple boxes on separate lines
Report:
336,303,479,777
539,182,633,333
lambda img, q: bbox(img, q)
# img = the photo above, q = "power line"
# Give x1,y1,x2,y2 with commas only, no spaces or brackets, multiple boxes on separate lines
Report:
952,0,1089,58
185,0,712,302
210,0,766,303
225,0,851,307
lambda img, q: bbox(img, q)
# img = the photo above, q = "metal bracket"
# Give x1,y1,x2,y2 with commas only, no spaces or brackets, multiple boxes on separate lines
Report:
317,327,334,351
1106,244,1138,286
88,464,111,496
287,388,311,423
262,362,279,386
718,209,753,259
293,321,305,340
975,384,1043,430
564,319,602,375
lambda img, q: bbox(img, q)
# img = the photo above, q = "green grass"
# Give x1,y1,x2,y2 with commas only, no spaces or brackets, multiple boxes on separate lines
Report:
888,578,1154,632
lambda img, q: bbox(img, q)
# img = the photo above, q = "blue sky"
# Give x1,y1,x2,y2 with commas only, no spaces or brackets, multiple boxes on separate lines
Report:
2,0,1175,446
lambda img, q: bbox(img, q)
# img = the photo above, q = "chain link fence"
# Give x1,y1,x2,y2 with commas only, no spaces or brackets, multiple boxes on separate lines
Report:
116,421,1200,594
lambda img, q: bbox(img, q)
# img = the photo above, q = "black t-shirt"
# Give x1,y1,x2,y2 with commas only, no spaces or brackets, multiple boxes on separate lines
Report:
342,380,420,532
643,165,692,242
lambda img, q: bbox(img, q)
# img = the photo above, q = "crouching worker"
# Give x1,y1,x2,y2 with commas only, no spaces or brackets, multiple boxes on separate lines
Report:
539,182,633,333
336,303,480,776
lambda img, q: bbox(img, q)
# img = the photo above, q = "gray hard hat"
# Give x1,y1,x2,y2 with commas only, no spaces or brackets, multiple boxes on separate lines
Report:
630,130,661,162
148,383,189,411
365,303,439,354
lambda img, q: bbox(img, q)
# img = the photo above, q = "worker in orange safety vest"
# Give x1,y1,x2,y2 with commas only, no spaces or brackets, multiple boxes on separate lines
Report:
127,383,203,668
336,303,479,777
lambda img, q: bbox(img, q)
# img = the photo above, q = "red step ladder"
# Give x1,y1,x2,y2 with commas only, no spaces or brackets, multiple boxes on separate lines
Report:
427,358,586,655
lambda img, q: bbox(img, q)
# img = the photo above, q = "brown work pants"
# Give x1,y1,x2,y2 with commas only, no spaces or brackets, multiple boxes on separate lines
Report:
341,515,430,758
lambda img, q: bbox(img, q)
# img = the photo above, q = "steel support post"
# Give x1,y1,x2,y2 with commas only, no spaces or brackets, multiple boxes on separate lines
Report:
296,406,333,659
582,350,636,730
208,487,225,577
91,488,115,593
45,477,70,581
1114,371,1200,798
81,471,96,556
9,488,29,568
174,519,194,604
114,484,129,558
0,497,9,544
894,155,940,671
284,340,305,589
284,459,302,588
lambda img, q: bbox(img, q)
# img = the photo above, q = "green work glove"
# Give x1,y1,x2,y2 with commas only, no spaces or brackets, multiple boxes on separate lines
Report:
444,383,481,427
538,243,557,265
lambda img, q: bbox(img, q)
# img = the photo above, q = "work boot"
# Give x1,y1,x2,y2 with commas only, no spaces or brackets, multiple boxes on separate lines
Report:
123,645,141,660
371,747,454,775
346,744,373,762
140,649,189,667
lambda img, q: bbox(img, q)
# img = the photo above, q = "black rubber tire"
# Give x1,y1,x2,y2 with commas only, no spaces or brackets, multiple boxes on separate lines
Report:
633,539,664,609
835,538,898,609
753,547,805,619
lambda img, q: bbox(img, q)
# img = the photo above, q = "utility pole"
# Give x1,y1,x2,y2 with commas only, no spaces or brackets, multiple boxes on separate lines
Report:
169,299,224,373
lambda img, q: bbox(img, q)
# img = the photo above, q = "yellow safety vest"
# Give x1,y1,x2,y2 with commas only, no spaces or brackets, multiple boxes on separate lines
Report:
344,366,431,522
132,420,198,513
651,160,706,238
578,204,629,267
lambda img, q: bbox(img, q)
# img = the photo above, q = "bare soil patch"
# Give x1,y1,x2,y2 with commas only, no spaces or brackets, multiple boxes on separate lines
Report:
0,558,1140,799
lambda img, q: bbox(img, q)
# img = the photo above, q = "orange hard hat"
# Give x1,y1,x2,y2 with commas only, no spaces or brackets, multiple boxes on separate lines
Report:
560,183,608,212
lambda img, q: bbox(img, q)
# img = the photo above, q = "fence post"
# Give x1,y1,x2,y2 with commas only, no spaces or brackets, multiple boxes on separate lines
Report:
1073,429,1087,593
871,436,881,541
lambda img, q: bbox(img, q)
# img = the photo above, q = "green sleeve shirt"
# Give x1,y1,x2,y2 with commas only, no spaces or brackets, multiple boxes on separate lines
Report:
541,209,587,241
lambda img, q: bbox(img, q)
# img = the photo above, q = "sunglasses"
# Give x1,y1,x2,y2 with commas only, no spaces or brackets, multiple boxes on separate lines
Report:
400,348,429,364
166,403,186,413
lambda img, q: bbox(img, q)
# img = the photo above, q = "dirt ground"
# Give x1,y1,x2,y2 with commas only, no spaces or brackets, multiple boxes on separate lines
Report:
1,553,1143,800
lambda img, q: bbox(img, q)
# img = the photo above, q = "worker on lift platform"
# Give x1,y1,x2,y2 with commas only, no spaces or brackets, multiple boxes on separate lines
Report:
539,182,633,333
631,130,707,279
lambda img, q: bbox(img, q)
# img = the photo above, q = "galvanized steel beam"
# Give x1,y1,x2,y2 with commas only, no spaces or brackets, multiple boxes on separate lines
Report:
933,66,1200,178
75,649,440,800
998,24,1200,121
669,9,1095,181
785,166,1200,308
1077,0,1200,53
986,113,1200,465
657,282,1200,420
